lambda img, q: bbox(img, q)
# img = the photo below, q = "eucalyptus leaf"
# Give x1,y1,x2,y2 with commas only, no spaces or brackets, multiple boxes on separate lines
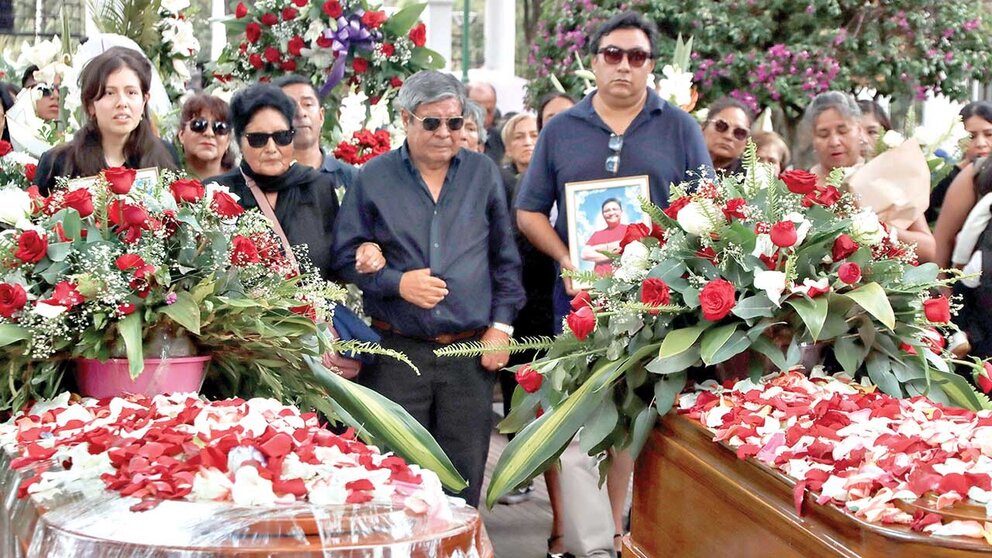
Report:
750,336,788,371
787,296,829,341
833,336,864,374
0,324,30,347
865,353,901,396
627,406,656,459
700,324,750,365
731,294,775,320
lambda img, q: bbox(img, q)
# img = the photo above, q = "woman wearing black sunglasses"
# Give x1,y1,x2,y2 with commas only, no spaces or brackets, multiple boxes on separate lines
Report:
177,94,235,180
206,84,343,280
701,96,753,176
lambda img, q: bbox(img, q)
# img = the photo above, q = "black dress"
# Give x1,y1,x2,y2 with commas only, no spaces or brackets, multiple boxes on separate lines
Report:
206,166,341,281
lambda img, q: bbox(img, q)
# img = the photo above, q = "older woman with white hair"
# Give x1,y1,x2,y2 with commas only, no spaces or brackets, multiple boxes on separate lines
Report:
460,99,487,153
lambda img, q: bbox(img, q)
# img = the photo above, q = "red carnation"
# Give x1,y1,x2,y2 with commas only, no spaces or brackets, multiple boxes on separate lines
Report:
322,0,343,18
281,7,298,21
662,196,690,219
103,167,136,195
115,253,146,271
261,12,278,26
699,279,736,321
566,306,595,341
641,278,671,313
24,164,37,182
249,54,264,69
770,220,798,248
235,2,247,18
780,169,818,195
381,43,396,57
0,283,27,319
837,262,862,284
923,297,951,323
14,230,47,264
353,57,369,74
211,191,245,218
230,235,260,266
515,364,543,393
361,10,388,29
63,188,94,217
170,178,205,203
264,47,281,64
245,22,261,43
723,198,746,220
832,234,858,261
408,22,427,47
287,36,306,57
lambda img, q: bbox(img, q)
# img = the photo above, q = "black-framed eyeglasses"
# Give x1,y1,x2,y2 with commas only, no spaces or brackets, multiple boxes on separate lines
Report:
710,119,750,142
605,133,623,175
244,129,295,148
34,84,55,98
188,118,231,136
411,113,465,132
597,46,651,68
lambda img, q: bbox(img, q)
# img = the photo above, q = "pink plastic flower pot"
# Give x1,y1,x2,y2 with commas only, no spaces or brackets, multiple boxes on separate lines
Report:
74,356,210,399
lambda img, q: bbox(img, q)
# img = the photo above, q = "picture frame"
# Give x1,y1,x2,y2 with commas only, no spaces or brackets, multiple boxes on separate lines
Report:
67,167,160,195
564,175,651,287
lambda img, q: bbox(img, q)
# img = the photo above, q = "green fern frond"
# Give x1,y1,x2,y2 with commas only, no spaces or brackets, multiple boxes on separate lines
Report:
433,336,557,358
640,195,673,228
330,340,421,375
742,140,759,196
561,269,601,286
619,302,689,314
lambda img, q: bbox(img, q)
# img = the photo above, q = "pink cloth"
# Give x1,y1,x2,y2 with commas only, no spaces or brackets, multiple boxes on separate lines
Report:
585,225,627,276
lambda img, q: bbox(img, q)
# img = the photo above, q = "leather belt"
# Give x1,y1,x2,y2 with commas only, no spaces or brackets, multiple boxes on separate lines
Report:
371,319,486,345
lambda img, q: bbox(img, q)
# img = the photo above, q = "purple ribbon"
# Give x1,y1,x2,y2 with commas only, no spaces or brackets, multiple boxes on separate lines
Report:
318,13,381,98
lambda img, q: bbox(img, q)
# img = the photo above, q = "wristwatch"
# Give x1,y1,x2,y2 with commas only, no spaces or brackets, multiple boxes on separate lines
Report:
491,322,514,336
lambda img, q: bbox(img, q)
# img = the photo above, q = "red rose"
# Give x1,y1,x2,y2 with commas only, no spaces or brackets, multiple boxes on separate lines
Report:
0,283,27,319
382,43,396,57
837,262,862,284
369,96,381,105
261,12,278,26
723,198,746,220
515,364,543,393
63,188,94,217
170,178,205,203
211,191,245,218
322,0,343,18
230,235,260,266
103,167,136,195
264,46,281,63
979,362,992,394
769,220,797,248
316,35,333,49
619,223,650,253
235,2,247,18
24,164,37,182
280,60,297,72
290,304,317,321
389,76,403,88
281,7,297,21
117,303,136,315
14,230,47,264
43,281,84,308
361,10,388,29
293,0,307,6
0,140,12,157
287,36,306,57
699,279,736,321
107,199,150,243
780,169,818,195
805,185,841,208
408,22,427,47
663,196,690,219
115,253,145,271
923,297,951,323
641,278,671,312
246,22,261,43
249,54,264,69
832,234,858,261
570,290,592,311
566,305,595,341
353,58,369,74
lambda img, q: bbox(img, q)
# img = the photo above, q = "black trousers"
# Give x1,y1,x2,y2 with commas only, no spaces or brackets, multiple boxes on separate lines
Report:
358,330,495,507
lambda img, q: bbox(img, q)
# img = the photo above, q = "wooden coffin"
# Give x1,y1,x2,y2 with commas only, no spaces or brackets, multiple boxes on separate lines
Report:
623,414,992,558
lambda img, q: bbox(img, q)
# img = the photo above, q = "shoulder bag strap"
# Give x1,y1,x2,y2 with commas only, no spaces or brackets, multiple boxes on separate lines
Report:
242,173,300,272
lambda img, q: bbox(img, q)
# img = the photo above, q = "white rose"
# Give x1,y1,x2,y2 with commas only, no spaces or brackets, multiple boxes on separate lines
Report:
613,240,650,282
850,210,885,246
677,199,723,236
655,64,694,108
790,277,830,297
0,187,33,227
881,130,905,149
911,126,939,148
753,270,787,306
231,466,278,506
159,0,190,14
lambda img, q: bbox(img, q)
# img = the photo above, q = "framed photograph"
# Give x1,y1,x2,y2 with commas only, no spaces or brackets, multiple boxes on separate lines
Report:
67,167,160,194
564,175,651,285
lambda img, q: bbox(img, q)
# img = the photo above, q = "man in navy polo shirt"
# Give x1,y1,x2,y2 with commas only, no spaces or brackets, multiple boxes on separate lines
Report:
515,10,712,558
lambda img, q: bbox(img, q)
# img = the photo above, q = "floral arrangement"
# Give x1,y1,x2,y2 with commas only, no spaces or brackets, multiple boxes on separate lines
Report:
454,149,992,506
154,0,201,99
213,0,442,129
873,111,969,181
3,392,450,517
681,370,992,541
0,141,38,194
333,128,391,166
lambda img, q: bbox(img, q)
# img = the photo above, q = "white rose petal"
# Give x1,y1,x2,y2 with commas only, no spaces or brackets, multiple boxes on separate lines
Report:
191,467,233,501
753,270,787,306
783,212,812,245
230,466,277,506
33,302,67,319
0,187,33,227
752,234,776,259
850,210,885,246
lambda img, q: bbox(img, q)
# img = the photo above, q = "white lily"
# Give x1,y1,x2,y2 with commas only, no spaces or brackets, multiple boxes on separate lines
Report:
753,269,787,306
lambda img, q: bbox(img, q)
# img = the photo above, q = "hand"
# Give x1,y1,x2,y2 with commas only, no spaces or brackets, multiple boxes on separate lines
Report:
399,268,448,309
606,240,622,254
322,326,359,379
355,242,385,274
559,257,580,296
479,327,511,372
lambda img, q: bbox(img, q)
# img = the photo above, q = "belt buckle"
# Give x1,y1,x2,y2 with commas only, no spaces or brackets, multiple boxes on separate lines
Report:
435,332,456,344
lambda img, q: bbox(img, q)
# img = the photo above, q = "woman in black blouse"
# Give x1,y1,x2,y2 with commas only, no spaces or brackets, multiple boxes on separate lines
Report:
33,47,177,195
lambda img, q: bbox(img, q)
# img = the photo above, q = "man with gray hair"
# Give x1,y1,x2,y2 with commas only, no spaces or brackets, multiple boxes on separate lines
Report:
332,70,525,507
467,81,505,163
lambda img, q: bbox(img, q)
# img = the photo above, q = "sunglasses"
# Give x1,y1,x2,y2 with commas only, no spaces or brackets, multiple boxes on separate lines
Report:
605,133,623,175
34,84,55,98
597,46,651,68
411,113,465,132
710,119,750,141
244,129,295,148
188,118,230,136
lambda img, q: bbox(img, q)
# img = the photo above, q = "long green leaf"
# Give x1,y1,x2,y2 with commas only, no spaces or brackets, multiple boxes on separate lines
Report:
580,398,620,453
930,369,992,411
159,291,201,335
118,312,144,379
700,324,750,365
383,3,425,35
787,296,829,341
865,352,900,397
659,324,708,358
0,324,30,347
305,356,466,491
655,371,688,415
843,282,895,330
645,346,700,375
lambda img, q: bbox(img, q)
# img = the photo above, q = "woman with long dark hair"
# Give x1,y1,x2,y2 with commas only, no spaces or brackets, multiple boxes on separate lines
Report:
33,47,177,195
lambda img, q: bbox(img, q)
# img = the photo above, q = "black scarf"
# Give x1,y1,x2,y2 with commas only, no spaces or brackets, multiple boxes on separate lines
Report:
240,160,323,224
